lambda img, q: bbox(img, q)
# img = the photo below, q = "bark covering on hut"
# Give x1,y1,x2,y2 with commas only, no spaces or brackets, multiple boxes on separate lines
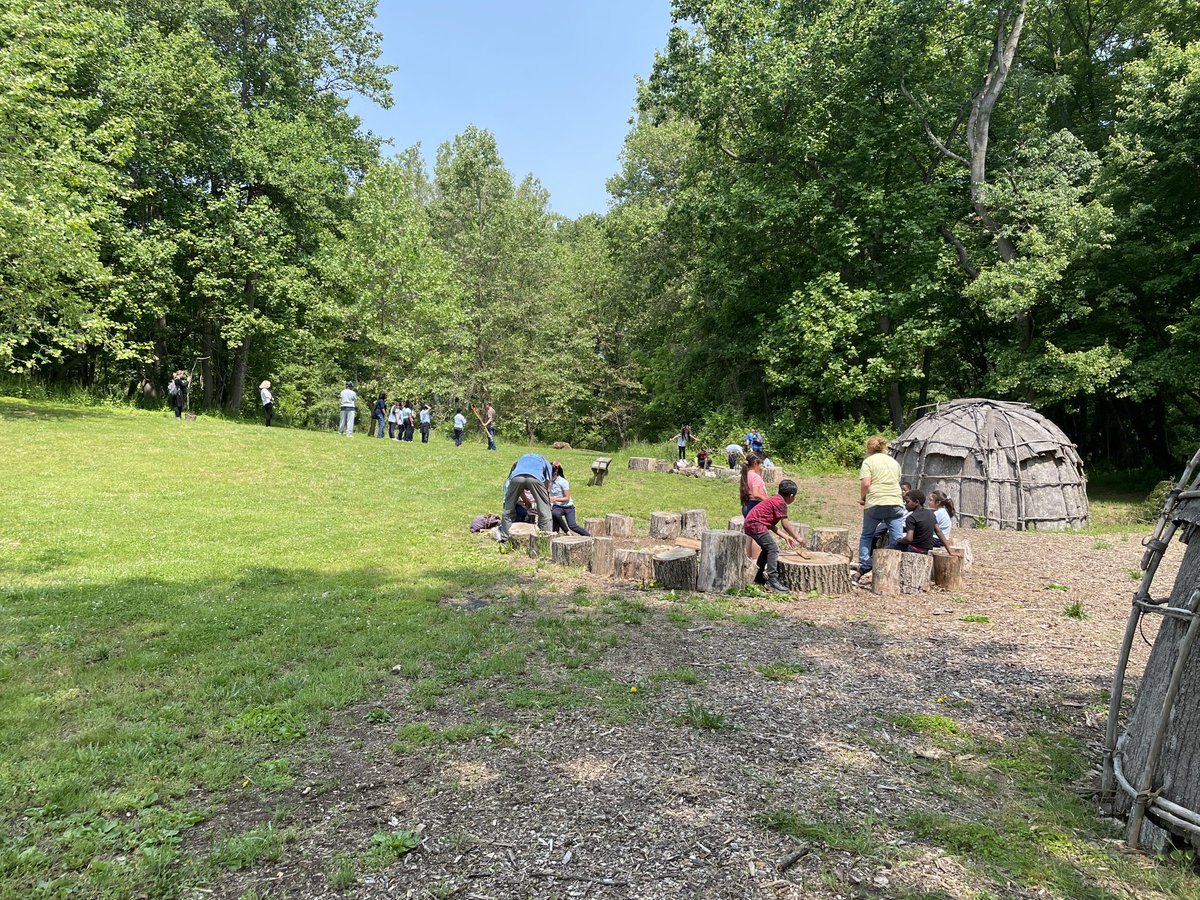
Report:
890,398,1089,531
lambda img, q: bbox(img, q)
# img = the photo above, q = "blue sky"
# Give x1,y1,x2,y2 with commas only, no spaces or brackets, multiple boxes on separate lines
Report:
346,2,675,219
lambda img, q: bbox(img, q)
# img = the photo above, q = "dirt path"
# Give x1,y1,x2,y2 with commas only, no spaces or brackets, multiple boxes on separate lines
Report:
194,482,1186,899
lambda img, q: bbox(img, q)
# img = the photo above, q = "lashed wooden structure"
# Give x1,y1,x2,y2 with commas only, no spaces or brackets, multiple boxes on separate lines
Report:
890,398,1089,531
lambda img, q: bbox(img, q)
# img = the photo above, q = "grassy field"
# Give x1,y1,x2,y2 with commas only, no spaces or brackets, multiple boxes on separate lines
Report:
1,399,1192,899
0,399,753,897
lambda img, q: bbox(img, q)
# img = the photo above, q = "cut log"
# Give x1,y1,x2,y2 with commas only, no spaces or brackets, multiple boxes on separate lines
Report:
727,515,745,532
605,513,634,538
931,551,965,591
777,552,852,596
649,512,682,540
809,526,849,558
627,457,654,471
614,549,653,584
681,509,708,540
674,536,702,551
551,535,593,568
653,547,698,591
589,536,615,576
584,517,608,536
697,529,747,594
508,523,551,559
871,549,933,595
653,459,674,474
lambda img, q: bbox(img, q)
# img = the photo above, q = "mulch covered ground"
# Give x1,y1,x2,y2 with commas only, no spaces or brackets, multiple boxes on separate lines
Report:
194,478,1180,899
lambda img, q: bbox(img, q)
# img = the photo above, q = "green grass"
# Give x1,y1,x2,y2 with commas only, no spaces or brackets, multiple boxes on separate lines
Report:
753,809,881,855
0,398,749,897
755,662,808,681
960,614,991,623
674,702,731,730
1064,600,1089,620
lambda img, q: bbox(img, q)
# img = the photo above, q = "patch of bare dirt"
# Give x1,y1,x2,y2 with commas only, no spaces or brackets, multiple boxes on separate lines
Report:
195,478,1181,899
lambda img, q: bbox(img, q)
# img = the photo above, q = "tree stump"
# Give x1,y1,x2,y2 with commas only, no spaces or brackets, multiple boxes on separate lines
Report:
872,549,932,595
697,529,747,594
931,551,965,591
605,514,634,538
653,547,697,591
777,552,852,595
507,523,551,559
589,536,615,576
653,459,674,474
809,526,849,558
762,467,783,484
628,457,654,471
551,536,593,568
649,512,682,540
614,549,653,583
682,509,708,540
584,517,608,536
727,514,744,532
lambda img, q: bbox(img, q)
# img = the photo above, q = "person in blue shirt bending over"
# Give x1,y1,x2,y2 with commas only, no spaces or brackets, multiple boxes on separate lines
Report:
496,453,554,542
745,428,765,456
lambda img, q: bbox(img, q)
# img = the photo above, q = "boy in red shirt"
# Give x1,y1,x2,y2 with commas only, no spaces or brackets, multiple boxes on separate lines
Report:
742,479,806,593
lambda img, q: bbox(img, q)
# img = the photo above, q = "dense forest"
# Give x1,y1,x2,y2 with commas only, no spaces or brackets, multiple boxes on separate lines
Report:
2,0,1198,466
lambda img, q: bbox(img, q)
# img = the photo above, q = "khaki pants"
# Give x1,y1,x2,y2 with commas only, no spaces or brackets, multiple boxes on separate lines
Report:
500,475,551,539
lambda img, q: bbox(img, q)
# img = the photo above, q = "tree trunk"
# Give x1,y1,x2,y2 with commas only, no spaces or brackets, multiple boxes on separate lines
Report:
614,549,653,584
653,547,697,592
777,552,852,595
932,551,965,591
872,549,932,595
650,512,682,540
681,509,708,540
589,536,615,577
696,529,746,594
226,275,257,413
584,517,608,536
201,319,215,406
551,536,592,568
727,515,745,532
605,514,634,538
809,526,849,558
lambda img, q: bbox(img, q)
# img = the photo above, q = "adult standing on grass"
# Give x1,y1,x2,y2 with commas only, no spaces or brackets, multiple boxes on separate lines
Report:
549,462,591,536
167,369,188,420
484,402,497,451
453,408,467,446
855,435,905,584
338,381,357,437
742,479,805,592
372,392,388,438
496,453,553,542
260,381,273,427
419,404,431,443
401,399,415,442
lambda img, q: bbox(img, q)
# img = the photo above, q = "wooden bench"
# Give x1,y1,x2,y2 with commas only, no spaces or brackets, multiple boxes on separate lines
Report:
589,457,613,486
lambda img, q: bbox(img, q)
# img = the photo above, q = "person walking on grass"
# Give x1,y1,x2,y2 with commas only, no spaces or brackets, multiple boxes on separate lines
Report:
453,408,467,446
419,404,431,443
260,381,273,427
742,479,806,593
338,381,357,436
495,453,553,543
855,435,905,586
549,462,591,536
484,402,497,451
167,369,188,420
372,392,388,438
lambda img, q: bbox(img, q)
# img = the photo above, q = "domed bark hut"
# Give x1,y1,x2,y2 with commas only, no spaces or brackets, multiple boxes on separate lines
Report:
1103,447,1200,853
889,398,1089,531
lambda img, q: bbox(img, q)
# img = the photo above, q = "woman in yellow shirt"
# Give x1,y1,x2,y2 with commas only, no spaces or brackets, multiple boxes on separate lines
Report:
855,435,907,583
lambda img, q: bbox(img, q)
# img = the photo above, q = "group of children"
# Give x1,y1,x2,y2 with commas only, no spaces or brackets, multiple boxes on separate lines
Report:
672,425,774,471
331,382,493,448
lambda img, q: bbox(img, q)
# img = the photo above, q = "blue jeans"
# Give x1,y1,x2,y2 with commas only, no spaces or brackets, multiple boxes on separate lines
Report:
487,425,496,450
376,415,386,438
454,427,463,446
859,505,906,574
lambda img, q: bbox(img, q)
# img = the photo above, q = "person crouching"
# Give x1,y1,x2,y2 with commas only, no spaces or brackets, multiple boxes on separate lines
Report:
742,479,806,593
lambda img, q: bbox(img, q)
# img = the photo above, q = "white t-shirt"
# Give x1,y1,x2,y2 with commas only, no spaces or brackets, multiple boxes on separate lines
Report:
725,444,742,456
550,475,572,507
260,388,272,406
339,388,356,408
935,507,953,537
453,413,467,429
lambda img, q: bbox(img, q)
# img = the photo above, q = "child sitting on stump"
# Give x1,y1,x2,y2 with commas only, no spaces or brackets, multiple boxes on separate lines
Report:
742,479,806,593
895,490,950,554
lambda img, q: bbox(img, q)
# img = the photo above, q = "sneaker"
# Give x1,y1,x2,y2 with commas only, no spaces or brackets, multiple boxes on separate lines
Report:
491,526,504,543
764,578,790,594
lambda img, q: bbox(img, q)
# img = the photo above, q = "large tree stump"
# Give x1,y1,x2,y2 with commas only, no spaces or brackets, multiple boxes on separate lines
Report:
697,529,747,594
605,514,634,538
809,526,849,558
931,551,965,591
653,547,697,591
777,552,852,595
628,457,654,471
551,535,593,567
589,536,615,576
614,549,653,583
585,517,608,536
681,509,708,539
649,512,682,540
507,523,551,558
727,514,744,532
872,549,932,595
